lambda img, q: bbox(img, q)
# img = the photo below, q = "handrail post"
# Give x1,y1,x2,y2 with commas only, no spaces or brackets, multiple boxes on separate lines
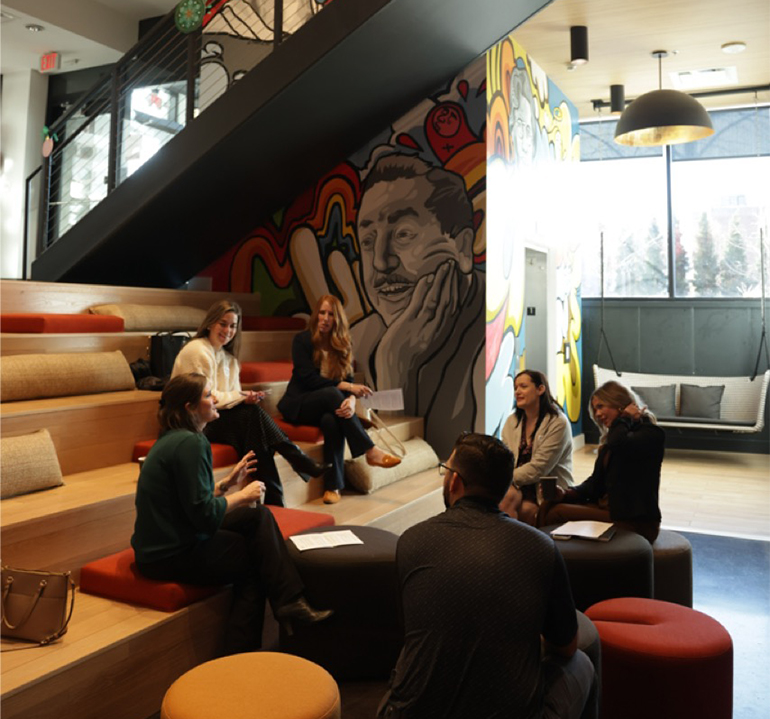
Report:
274,0,283,48
107,64,120,192
36,156,52,257
186,31,199,124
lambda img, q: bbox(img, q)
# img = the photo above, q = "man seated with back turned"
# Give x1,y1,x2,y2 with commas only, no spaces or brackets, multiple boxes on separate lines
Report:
378,432,594,719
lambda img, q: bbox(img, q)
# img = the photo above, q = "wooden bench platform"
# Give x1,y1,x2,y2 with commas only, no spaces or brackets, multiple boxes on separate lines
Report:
0,589,231,719
1,391,161,475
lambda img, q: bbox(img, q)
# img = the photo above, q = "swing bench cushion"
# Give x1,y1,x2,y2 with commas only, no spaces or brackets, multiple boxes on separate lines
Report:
594,365,770,433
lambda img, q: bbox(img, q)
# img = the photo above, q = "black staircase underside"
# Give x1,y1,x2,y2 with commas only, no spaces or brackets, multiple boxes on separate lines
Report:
32,0,552,288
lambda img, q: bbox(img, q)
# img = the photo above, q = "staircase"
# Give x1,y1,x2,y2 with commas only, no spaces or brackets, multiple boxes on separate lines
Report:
29,0,552,287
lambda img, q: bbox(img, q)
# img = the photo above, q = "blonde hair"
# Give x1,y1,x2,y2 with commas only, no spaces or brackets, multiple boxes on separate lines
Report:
308,295,353,380
590,380,655,442
196,300,242,358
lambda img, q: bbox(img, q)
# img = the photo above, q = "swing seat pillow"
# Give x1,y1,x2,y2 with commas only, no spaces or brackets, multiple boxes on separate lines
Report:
632,385,677,418
632,383,725,421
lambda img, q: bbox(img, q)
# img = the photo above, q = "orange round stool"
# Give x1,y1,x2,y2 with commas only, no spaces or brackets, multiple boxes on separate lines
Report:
586,598,732,719
161,652,341,719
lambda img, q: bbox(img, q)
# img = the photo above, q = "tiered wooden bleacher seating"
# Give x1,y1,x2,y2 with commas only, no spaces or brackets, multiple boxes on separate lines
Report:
0,280,443,719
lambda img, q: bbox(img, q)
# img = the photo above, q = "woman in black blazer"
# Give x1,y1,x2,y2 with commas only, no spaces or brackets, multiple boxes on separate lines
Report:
278,295,400,504
544,380,664,542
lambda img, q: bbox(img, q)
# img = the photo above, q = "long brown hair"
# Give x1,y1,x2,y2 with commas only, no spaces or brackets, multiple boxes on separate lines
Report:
195,300,242,358
308,295,353,380
158,373,208,433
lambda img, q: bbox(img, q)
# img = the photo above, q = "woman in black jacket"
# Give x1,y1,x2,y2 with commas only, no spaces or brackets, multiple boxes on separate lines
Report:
278,295,400,504
543,380,664,542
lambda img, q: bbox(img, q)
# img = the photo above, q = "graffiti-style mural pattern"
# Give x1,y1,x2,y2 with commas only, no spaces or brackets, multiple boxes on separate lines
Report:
202,59,487,458
485,36,583,437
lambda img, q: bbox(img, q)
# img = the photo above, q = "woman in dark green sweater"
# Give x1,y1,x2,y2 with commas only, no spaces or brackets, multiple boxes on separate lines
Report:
131,372,331,655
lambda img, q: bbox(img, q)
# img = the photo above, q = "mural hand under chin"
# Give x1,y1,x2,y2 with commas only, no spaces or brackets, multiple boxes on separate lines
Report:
374,258,462,400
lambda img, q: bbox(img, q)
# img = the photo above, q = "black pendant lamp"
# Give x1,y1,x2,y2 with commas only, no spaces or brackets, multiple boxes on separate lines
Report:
614,51,714,146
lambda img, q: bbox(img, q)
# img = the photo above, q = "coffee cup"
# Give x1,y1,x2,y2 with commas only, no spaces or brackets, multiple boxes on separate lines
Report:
538,476,557,503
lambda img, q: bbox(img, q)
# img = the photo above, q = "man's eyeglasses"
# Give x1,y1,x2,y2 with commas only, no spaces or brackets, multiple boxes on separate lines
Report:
438,462,464,483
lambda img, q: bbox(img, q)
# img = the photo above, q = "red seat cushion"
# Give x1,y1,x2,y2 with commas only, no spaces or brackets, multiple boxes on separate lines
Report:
80,548,220,611
80,509,334,611
0,313,124,333
241,316,306,331
586,598,733,719
274,418,324,444
267,505,336,539
240,361,294,384
133,439,239,467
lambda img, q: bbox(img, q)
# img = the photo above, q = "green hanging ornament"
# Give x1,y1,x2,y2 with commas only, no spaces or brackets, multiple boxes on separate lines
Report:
175,0,207,33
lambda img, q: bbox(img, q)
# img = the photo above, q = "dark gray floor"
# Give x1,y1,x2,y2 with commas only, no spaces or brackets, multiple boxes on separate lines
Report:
681,531,770,719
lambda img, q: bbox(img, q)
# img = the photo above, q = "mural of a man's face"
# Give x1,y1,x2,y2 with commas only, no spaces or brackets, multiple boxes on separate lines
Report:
511,94,535,163
357,175,472,326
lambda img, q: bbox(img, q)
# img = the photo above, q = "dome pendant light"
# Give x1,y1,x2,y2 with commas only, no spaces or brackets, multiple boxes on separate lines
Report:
614,51,714,146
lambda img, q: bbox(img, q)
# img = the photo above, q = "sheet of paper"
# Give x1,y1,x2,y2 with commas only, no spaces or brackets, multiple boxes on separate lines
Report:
551,521,615,539
289,529,364,552
359,389,404,412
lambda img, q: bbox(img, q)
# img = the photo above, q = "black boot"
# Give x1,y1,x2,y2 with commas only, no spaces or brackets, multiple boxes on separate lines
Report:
274,441,331,481
275,597,333,636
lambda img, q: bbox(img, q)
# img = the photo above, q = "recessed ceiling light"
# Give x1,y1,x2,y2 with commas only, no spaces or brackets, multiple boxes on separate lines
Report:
25,23,45,32
721,41,747,54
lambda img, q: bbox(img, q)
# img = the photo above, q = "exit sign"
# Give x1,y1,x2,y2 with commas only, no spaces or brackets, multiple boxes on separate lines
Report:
40,52,60,73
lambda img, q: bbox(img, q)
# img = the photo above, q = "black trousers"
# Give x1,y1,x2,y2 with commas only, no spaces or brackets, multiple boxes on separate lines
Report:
136,506,304,655
205,403,287,506
293,386,374,491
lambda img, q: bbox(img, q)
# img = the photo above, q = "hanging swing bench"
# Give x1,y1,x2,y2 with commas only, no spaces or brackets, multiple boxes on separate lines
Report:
593,230,770,434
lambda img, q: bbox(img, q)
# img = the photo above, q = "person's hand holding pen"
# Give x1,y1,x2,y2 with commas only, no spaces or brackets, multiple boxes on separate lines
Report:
240,389,268,404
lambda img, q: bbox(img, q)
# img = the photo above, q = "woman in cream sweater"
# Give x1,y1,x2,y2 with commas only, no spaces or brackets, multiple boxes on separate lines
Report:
499,370,574,524
172,300,329,507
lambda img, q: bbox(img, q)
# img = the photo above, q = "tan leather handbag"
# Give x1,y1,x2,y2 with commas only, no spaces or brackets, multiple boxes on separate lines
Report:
2,565,76,645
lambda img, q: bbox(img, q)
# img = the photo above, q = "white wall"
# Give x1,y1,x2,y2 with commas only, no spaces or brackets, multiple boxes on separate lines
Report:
1,70,48,278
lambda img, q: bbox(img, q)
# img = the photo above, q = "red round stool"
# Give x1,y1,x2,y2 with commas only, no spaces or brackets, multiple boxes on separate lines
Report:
585,598,732,719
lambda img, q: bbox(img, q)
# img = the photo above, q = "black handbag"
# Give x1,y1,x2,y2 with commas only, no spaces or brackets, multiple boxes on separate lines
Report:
150,331,191,380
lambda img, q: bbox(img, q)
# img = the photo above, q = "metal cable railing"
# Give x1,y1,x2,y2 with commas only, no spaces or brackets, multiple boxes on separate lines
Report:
24,0,327,275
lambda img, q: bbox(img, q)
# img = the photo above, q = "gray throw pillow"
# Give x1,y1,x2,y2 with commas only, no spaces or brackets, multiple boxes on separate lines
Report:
679,384,725,419
632,384,677,418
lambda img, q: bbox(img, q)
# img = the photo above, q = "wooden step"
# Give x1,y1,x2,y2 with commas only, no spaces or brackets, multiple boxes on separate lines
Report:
0,589,231,719
1,391,160,475
1,416,429,577
0,279,260,316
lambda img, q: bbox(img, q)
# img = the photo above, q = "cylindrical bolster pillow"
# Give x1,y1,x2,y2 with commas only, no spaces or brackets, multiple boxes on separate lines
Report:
0,351,136,401
88,303,206,331
1,429,64,499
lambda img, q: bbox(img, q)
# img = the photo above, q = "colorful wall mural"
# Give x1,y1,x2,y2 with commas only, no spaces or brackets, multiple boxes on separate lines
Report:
485,35,583,438
202,58,487,458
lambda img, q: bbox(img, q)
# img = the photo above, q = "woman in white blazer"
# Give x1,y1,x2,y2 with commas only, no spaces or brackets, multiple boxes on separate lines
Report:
499,370,574,524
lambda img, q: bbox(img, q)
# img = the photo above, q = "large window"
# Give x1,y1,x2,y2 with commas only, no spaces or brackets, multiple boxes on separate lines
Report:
580,105,770,298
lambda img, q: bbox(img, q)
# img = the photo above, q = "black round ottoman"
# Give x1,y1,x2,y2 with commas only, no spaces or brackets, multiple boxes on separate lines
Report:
576,610,601,719
652,529,693,607
280,525,401,681
541,526,654,611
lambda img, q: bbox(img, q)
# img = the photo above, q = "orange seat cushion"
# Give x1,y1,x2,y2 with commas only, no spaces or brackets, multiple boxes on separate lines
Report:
80,508,334,612
133,439,239,467
160,652,341,719
240,361,294,384
0,313,125,333
241,316,306,331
